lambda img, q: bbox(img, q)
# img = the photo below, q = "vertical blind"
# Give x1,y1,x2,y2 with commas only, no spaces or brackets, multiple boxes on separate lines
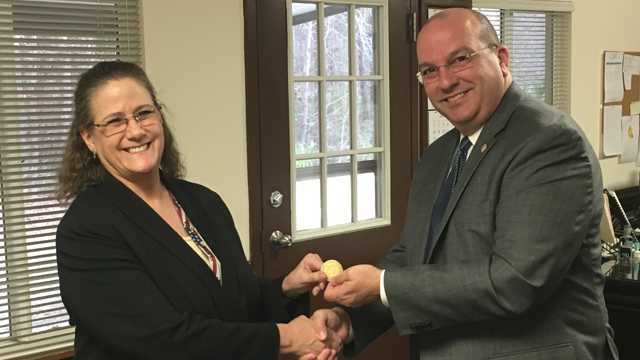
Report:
0,0,141,358
474,2,572,114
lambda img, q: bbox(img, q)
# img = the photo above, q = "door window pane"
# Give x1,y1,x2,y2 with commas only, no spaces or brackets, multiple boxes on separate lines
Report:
327,156,351,226
355,6,377,76
292,3,318,76
356,80,378,148
296,159,321,231
357,153,381,221
324,5,349,76
326,81,350,152
294,82,320,154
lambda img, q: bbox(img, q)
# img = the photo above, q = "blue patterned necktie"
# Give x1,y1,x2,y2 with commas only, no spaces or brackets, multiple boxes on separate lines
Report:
424,137,472,264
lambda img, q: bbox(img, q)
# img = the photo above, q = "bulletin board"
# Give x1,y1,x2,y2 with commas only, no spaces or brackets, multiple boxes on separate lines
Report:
602,51,640,116
601,51,640,163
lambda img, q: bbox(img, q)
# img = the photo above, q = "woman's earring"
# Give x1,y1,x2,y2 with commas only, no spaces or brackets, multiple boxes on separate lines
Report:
91,150,96,159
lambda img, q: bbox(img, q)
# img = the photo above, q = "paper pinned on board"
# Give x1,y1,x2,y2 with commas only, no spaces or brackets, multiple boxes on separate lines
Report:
604,52,624,103
620,115,639,164
624,72,633,91
603,105,623,156
623,54,640,75
623,54,640,91
631,101,640,116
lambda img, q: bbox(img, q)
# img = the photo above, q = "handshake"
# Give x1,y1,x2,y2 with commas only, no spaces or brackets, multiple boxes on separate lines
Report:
279,307,350,360
279,254,384,360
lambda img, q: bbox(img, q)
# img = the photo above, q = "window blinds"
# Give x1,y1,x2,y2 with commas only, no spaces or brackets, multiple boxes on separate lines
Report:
0,0,141,358
474,5,572,114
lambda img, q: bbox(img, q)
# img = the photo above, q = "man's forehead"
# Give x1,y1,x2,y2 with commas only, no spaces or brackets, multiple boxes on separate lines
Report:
419,27,472,49
417,44,474,65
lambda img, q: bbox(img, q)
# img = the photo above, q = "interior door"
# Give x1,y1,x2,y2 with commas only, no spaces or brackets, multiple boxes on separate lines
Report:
245,0,417,358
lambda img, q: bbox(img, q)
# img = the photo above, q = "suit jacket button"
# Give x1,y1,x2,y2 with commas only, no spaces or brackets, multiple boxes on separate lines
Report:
425,323,433,330
411,323,419,332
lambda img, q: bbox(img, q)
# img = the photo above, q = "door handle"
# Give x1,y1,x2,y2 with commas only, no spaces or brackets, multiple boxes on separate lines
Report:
270,230,292,250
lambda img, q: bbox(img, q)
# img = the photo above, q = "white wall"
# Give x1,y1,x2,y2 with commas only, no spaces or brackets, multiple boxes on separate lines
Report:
572,0,640,190
140,0,640,258
141,0,251,257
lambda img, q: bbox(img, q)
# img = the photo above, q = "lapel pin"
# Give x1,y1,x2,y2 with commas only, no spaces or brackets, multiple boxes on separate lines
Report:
481,143,488,153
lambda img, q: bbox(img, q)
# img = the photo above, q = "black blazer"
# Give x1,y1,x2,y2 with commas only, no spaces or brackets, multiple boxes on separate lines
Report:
56,173,307,359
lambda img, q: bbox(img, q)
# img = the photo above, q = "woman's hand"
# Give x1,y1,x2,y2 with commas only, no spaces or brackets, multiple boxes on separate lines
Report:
282,253,328,297
277,315,342,360
310,308,350,344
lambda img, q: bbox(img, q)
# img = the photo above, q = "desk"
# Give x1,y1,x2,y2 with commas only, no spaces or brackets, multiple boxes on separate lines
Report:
603,259,640,360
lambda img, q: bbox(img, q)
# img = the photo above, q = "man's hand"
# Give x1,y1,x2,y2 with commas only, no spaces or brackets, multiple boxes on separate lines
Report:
310,308,350,344
282,253,328,297
323,264,382,307
298,308,351,360
278,315,341,360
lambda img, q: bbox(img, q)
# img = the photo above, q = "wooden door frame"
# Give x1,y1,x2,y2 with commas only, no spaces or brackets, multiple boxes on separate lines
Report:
244,0,262,274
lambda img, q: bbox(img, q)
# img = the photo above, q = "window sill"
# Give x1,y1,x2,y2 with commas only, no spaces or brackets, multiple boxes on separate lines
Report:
10,347,73,360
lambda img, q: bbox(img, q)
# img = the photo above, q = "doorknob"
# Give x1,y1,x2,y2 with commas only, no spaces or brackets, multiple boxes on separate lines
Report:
270,230,292,250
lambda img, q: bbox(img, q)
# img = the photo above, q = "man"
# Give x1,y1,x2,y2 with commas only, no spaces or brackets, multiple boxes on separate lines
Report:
314,8,618,360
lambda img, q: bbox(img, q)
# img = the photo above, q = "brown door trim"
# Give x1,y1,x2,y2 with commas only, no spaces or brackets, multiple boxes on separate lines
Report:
409,0,421,171
243,0,264,276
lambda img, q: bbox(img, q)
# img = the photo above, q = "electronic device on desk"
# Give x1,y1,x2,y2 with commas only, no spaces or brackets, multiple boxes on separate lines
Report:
602,189,640,262
604,190,635,239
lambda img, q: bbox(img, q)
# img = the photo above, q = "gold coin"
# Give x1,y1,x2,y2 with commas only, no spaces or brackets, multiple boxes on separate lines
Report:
321,259,343,280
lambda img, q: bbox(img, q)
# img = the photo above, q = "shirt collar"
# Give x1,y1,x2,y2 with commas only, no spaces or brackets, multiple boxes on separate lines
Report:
461,125,484,146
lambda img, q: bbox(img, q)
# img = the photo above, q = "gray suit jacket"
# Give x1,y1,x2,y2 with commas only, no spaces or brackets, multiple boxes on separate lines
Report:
345,84,618,360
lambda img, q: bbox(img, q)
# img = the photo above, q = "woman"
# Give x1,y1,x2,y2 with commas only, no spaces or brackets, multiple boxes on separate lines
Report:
56,61,338,359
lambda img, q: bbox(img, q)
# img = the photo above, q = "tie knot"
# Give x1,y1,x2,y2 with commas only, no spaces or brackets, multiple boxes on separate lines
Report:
459,137,471,153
